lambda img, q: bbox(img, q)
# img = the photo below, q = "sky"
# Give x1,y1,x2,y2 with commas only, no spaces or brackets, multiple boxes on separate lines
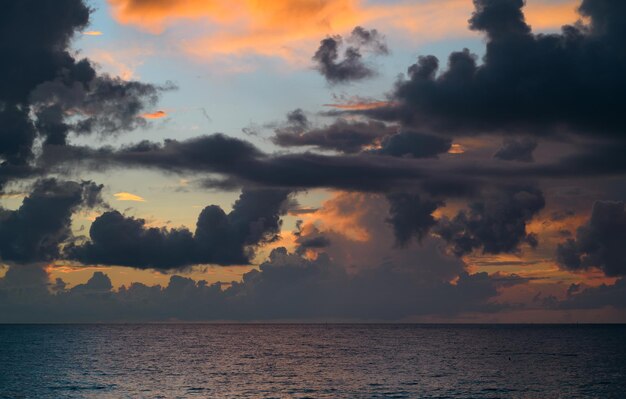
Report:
0,0,625,322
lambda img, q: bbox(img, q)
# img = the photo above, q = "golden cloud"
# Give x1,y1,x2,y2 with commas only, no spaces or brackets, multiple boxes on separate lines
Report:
114,192,147,202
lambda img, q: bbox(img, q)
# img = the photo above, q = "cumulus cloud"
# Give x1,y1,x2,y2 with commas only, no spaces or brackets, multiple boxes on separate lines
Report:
0,246,518,322
557,201,626,277
358,0,626,140
435,186,545,256
288,192,467,282
66,188,291,269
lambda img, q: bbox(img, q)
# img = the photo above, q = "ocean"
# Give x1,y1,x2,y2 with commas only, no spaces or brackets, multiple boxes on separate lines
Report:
0,324,624,398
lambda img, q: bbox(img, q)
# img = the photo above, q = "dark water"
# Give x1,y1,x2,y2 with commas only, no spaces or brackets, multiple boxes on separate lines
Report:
0,324,625,398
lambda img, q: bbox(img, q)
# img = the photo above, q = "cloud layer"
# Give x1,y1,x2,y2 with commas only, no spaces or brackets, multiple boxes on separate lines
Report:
0,0,624,322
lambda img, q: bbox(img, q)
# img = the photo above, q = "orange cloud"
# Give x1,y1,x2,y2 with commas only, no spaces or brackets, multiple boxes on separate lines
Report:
324,100,395,111
107,0,579,63
447,143,465,154
82,30,103,36
108,0,366,35
296,192,376,242
524,1,581,31
141,110,167,119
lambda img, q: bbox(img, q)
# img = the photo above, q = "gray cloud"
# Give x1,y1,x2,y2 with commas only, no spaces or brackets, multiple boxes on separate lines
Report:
386,193,442,246
494,138,538,162
273,116,391,154
560,278,626,310
372,131,452,158
557,201,626,276
0,178,104,264
313,26,389,84
434,186,545,256
0,247,515,322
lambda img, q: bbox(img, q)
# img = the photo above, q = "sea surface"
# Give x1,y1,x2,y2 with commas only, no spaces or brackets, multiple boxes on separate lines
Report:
0,324,624,398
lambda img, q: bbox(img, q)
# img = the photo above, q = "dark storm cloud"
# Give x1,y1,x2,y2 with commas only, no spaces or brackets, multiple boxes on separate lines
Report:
43,132,563,198
526,141,626,178
66,210,197,269
557,201,626,277
493,138,538,162
154,149,423,191
0,105,37,166
0,0,170,188
114,134,264,173
0,105,38,189
66,188,291,269
386,193,442,246
43,134,436,192
0,247,516,322
0,178,104,263
0,0,90,104
434,186,545,256
51,123,626,197
357,0,626,139
313,26,388,84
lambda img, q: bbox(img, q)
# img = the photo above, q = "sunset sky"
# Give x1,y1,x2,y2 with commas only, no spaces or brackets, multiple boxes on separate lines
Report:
0,0,625,322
